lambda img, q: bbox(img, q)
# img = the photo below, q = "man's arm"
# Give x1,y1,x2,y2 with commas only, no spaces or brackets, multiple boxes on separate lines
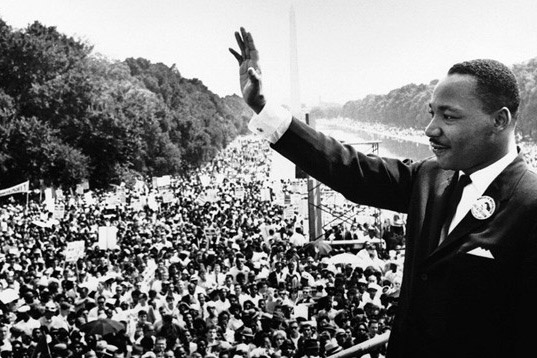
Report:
230,27,416,213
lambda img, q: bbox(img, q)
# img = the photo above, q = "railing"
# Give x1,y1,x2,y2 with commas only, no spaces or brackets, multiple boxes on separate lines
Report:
327,331,390,358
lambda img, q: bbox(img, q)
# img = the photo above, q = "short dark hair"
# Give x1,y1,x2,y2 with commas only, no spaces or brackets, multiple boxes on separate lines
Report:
448,59,520,118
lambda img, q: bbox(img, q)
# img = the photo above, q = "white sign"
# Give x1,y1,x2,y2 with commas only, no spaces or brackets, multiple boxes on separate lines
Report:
130,199,144,212
84,192,96,205
147,195,159,211
65,241,85,262
155,175,171,188
284,207,296,220
260,187,271,202
0,181,29,197
199,174,211,187
161,191,175,203
98,226,118,250
45,188,55,212
53,204,65,220
76,180,89,195
206,189,219,203
215,174,226,185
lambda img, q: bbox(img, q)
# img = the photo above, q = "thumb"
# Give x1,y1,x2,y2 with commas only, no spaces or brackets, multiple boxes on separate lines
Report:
247,67,261,83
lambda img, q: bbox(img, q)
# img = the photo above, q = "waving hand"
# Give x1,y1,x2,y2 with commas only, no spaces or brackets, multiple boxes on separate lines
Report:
229,27,266,114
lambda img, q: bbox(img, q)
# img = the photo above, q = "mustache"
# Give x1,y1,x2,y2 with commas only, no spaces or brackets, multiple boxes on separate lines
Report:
429,139,448,147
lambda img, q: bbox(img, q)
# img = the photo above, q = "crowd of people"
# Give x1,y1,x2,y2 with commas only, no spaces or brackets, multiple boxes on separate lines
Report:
0,136,408,358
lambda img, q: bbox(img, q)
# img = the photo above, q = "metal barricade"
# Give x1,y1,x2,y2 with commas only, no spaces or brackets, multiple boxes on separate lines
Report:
328,331,390,358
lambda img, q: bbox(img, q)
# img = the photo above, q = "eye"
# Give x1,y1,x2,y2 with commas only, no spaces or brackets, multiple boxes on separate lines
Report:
443,114,459,121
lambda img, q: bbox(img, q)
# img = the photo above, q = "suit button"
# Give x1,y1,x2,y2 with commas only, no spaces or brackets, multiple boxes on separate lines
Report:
420,273,428,281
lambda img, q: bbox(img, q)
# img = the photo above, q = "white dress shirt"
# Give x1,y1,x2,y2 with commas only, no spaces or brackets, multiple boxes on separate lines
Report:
449,149,517,233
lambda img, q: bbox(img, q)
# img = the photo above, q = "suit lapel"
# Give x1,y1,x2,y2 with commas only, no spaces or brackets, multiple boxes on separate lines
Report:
426,154,527,261
421,170,456,255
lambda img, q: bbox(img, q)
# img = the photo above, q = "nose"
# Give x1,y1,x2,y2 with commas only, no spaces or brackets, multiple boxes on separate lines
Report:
424,115,442,138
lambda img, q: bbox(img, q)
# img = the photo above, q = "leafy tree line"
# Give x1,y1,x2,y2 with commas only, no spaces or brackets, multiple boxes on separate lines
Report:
311,59,537,141
0,19,252,189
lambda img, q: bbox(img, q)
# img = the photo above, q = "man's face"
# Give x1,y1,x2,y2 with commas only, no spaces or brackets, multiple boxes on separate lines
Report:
369,322,379,336
0,326,8,339
155,338,167,352
234,285,242,295
175,346,187,358
208,328,218,341
426,74,502,174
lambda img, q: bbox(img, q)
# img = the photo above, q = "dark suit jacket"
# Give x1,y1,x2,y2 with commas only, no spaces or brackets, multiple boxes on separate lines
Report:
272,118,537,358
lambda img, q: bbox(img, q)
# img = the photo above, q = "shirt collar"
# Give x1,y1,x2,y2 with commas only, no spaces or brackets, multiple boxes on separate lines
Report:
463,148,518,194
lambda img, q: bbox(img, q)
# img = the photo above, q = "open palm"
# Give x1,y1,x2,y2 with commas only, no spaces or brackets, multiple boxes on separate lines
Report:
229,27,266,114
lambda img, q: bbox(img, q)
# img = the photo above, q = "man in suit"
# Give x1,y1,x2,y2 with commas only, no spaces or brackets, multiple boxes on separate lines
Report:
229,27,537,358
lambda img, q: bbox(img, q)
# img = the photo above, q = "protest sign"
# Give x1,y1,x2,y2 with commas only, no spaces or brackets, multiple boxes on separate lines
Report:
0,181,29,198
65,241,85,262
98,226,118,250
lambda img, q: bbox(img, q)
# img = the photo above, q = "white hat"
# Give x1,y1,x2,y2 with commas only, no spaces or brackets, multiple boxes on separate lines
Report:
17,305,31,313
367,283,382,292
45,301,57,311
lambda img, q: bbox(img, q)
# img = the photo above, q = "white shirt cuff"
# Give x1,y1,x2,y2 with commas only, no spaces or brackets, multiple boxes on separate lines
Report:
248,103,292,144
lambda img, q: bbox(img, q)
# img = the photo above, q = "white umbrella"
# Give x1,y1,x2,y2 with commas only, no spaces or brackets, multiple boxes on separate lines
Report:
0,288,19,304
32,220,52,228
327,252,366,268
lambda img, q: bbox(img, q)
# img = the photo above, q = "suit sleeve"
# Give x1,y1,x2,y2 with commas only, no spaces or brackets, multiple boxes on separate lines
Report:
271,118,419,213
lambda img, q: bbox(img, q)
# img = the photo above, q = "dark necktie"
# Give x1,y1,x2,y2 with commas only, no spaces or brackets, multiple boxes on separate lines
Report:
439,174,472,245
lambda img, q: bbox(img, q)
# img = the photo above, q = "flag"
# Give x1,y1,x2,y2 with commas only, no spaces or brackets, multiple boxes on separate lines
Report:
0,181,29,198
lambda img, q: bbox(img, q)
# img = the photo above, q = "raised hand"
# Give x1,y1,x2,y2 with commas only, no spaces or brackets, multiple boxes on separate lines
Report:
229,27,266,114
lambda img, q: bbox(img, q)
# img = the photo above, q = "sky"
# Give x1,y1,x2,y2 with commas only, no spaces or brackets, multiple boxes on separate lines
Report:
1,0,537,108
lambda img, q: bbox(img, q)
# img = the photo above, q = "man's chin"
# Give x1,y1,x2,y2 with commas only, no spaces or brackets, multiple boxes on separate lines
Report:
434,156,457,171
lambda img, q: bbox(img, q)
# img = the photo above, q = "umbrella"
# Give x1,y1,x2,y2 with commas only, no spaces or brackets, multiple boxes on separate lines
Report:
0,288,19,304
98,272,122,283
80,318,125,336
32,220,52,228
302,238,332,258
326,252,366,268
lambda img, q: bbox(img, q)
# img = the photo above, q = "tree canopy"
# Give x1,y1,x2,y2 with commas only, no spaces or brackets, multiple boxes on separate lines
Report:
0,19,251,189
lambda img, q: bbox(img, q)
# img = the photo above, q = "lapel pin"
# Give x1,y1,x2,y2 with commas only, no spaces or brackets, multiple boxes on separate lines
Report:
471,196,496,220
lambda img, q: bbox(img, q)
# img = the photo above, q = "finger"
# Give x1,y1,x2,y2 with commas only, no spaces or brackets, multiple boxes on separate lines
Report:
235,31,246,58
245,31,257,53
228,48,243,65
240,27,250,59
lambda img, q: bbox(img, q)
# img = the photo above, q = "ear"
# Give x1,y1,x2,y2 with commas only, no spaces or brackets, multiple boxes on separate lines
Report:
493,107,512,131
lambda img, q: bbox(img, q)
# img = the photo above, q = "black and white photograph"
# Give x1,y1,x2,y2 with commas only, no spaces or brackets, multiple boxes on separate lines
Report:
0,1,536,357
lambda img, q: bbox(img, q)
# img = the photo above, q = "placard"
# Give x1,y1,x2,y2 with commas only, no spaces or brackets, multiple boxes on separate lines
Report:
65,241,85,262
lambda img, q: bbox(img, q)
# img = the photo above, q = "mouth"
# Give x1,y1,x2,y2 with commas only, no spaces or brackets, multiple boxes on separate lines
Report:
429,140,450,156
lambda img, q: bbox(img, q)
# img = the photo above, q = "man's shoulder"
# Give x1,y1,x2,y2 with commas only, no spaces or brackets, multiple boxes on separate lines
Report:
405,156,452,185
413,156,442,172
